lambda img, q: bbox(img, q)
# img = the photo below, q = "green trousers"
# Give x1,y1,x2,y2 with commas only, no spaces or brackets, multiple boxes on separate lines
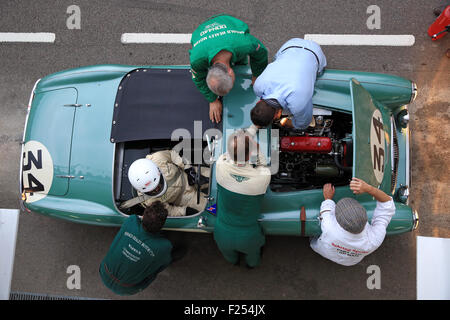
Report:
99,262,157,296
213,221,265,267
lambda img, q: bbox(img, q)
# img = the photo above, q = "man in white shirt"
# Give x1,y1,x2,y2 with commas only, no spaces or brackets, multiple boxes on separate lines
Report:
310,177,396,266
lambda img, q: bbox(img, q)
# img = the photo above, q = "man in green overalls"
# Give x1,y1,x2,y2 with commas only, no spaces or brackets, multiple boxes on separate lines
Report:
99,201,172,295
214,129,271,268
189,14,268,123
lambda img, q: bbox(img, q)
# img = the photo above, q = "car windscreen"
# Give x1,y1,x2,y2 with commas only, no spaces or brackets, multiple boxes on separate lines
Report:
110,68,221,143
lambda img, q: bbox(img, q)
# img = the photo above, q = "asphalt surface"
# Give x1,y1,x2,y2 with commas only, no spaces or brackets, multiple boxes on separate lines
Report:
1,0,449,300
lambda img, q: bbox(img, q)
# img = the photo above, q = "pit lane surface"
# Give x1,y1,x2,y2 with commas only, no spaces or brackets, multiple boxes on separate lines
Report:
1,0,449,299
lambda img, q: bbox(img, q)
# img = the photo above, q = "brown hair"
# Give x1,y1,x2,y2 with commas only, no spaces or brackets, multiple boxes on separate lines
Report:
250,100,277,127
142,201,168,233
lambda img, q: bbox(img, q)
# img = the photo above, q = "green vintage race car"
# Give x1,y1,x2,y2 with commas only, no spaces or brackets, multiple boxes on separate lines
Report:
20,64,419,236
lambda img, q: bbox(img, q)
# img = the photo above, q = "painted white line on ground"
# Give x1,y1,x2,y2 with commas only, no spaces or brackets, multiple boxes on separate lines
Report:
304,34,415,46
417,236,450,300
121,33,191,44
0,32,55,43
0,209,20,300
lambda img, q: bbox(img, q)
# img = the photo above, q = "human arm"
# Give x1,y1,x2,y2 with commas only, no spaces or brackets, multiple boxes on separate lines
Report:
209,98,223,123
286,93,314,130
319,197,335,231
246,34,268,78
147,151,182,183
252,75,257,86
252,74,264,98
281,115,315,129
350,177,394,248
291,112,314,130
318,183,336,224
169,149,186,170
367,199,396,248
280,117,294,128
323,183,335,200
159,202,188,217
349,177,391,202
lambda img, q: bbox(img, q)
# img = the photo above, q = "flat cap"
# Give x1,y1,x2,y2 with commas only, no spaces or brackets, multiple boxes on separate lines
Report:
335,198,368,234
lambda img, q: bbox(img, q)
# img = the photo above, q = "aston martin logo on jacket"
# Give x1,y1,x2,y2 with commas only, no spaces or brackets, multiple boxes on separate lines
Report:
230,173,250,183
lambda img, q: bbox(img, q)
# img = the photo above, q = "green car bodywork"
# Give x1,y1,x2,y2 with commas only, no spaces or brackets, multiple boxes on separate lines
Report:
20,64,419,236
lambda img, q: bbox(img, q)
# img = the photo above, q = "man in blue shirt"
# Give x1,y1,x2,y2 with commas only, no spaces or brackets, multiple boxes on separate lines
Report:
251,38,327,129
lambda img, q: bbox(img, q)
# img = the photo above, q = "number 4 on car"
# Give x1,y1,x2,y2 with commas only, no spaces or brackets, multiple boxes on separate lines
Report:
19,64,419,235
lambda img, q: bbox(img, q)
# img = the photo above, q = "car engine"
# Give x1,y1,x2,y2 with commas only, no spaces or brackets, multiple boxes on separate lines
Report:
271,109,353,192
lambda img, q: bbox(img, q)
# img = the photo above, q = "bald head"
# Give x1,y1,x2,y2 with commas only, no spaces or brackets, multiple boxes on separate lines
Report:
227,129,258,164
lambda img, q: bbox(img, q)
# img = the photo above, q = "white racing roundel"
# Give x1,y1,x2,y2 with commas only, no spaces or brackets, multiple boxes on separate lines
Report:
22,140,54,203
370,109,385,184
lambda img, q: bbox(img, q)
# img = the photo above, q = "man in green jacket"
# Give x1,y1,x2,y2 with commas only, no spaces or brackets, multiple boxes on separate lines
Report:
99,201,172,295
214,129,271,268
189,14,268,123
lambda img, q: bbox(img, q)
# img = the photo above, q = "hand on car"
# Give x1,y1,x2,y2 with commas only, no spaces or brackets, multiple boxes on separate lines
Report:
323,183,335,200
349,177,369,194
209,99,222,123
280,118,294,128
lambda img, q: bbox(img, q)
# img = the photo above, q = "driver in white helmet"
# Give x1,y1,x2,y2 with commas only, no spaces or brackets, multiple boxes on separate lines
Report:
126,149,209,217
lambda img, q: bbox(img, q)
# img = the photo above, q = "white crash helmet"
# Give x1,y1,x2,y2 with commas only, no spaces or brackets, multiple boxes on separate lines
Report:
128,158,167,197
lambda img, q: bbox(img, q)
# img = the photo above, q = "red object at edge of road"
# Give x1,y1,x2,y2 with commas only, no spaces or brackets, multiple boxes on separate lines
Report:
428,5,450,40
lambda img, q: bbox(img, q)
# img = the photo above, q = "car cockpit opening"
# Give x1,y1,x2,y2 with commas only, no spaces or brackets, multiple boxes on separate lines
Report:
113,138,212,218
110,68,221,218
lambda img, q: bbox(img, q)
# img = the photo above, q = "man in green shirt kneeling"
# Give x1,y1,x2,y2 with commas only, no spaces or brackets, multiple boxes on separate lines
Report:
99,201,173,295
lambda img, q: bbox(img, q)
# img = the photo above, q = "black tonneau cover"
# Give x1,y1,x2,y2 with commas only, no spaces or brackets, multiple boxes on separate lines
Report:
110,68,220,143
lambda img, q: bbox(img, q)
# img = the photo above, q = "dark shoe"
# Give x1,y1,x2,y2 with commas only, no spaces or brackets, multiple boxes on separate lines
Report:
246,264,255,269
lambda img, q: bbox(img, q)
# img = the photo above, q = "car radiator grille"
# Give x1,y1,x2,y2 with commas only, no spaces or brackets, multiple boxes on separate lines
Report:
391,121,399,194
9,291,105,300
